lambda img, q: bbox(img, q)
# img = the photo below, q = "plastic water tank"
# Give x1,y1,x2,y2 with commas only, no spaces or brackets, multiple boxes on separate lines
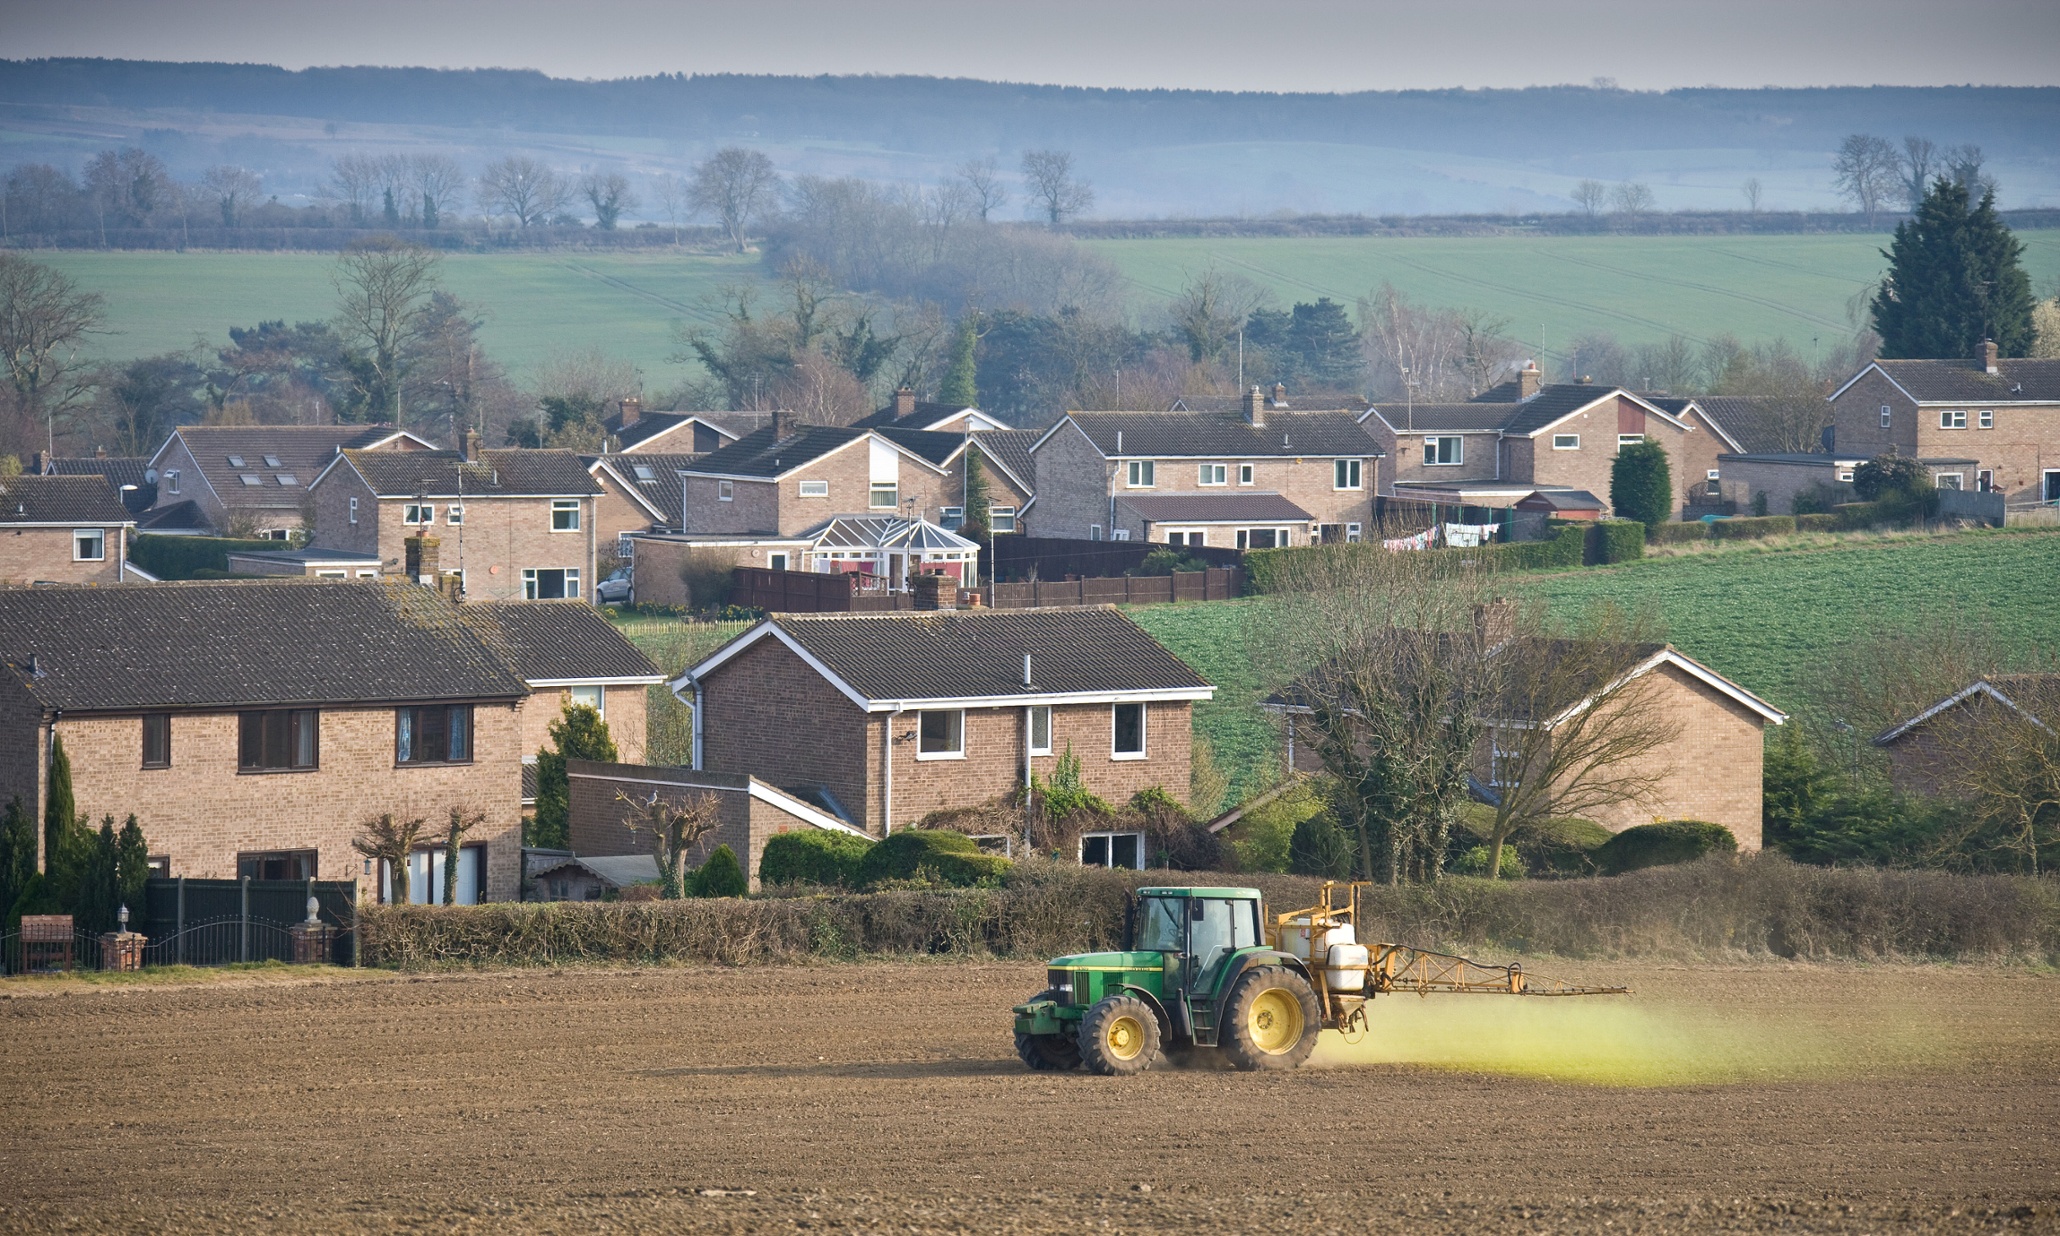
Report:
1326,942,1370,991
1278,918,1356,962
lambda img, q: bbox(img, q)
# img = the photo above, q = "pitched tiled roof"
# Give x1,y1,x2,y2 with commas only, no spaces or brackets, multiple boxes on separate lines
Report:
703,608,1211,704
855,400,978,430
969,429,1037,493
0,579,529,712
603,411,746,453
159,425,421,510
1168,391,1370,415
1871,358,2060,403
1115,492,1313,523
1365,402,1519,434
1517,489,1606,511
45,457,155,513
136,499,211,533
681,424,867,479
594,453,698,527
340,449,601,498
875,427,966,468
463,602,663,683
1056,411,1382,459
0,475,134,525
1471,384,1621,435
1682,395,1815,455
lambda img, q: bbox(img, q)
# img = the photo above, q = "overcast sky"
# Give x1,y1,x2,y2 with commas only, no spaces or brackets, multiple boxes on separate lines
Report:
6,0,2058,91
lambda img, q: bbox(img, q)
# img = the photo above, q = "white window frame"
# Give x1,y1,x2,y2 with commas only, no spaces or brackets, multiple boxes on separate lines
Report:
1165,529,1206,547
916,708,966,760
1939,409,1967,430
1089,524,1103,541
1027,705,1052,756
402,503,430,525
1978,409,1994,429
315,569,346,579
1126,460,1155,488
447,504,464,525
1880,405,1892,428
1552,433,1580,450
72,528,105,561
1977,469,1994,492
569,684,605,717
939,505,964,529
348,495,358,524
989,505,1017,533
521,567,582,600
798,479,829,497
550,499,581,532
1934,472,1964,491
1111,701,1147,761
1345,522,1362,543
718,480,734,502
1078,831,1145,870
1617,434,1645,450
164,469,180,496
2045,470,2060,503
868,482,898,509
1706,468,1721,495
1838,470,1856,483
1111,528,1131,541
1197,463,1227,486
1238,463,1255,485
1333,458,1362,490
768,552,789,571
355,569,379,579
1489,730,1521,788
1423,436,1463,466
1235,527,1288,550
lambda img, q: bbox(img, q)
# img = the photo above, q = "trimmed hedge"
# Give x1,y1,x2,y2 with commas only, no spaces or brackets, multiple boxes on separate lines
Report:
1587,519,1646,564
1244,523,1586,590
693,845,748,898
130,534,281,580
1834,502,1884,529
1709,515,1796,541
1597,820,1737,875
1795,513,1840,532
1649,520,1711,545
855,829,1011,888
759,830,873,889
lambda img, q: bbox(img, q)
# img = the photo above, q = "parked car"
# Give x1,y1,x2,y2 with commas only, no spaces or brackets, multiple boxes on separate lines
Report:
596,567,632,605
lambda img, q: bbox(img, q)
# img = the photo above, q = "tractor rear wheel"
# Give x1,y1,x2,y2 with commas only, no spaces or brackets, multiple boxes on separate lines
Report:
1221,965,1320,1071
1014,989,1081,1071
1077,995,1161,1076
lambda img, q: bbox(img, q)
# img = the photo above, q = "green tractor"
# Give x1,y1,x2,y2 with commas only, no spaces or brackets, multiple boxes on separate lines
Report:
1013,882,1627,1075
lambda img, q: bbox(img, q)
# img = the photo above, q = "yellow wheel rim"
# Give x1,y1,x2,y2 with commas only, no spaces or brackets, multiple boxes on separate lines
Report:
1248,988,1304,1054
1104,1014,1146,1061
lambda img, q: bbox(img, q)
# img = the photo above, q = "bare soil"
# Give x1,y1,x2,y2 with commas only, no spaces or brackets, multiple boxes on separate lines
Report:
2,959,2056,1233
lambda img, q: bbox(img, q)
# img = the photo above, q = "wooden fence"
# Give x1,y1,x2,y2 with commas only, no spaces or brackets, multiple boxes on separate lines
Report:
732,565,1243,613
985,534,1243,582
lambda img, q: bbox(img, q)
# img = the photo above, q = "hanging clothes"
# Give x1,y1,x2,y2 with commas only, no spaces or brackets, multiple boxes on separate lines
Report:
1383,527,1436,551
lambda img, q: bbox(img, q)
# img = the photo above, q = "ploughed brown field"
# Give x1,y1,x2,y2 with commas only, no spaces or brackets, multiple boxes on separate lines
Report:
2,960,2056,1234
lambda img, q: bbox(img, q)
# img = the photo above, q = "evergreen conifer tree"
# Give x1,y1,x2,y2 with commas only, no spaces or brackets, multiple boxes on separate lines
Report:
114,815,150,920
44,734,74,870
73,817,119,935
1610,439,1673,528
938,317,979,408
1872,179,2035,358
531,703,618,849
0,796,36,920
1288,813,1352,878
960,446,991,543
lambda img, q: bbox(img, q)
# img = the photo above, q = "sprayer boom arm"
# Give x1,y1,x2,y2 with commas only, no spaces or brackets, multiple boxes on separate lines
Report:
1367,943,1628,997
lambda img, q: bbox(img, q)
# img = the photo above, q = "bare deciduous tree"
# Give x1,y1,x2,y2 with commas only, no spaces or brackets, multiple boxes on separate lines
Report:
1832,134,1900,224
0,253,106,457
1020,149,1092,226
352,812,426,905
1741,177,1763,213
1167,267,1272,365
1943,144,1998,199
1913,682,2060,876
441,805,486,905
1571,180,1608,217
580,170,637,230
332,237,443,423
651,171,687,244
1897,136,1936,211
1359,284,1515,401
476,156,569,228
615,789,723,899
201,165,262,227
330,152,382,224
408,154,467,229
1610,182,1657,216
688,147,781,252
957,157,1007,221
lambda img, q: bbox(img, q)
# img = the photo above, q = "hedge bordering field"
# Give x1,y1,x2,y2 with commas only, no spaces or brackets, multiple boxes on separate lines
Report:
358,857,2060,968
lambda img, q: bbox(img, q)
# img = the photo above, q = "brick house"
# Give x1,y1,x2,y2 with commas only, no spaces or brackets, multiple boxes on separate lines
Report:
587,454,698,578
32,451,158,516
1270,641,1785,849
143,425,433,539
0,475,137,586
856,388,1009,434
1030,387,1383,547
1873,674,2059,800
294,434,602,601
1827,342,2060,506
601,398,754,455
0,579,544,902
1360,365,1703,519
674,608,1214,859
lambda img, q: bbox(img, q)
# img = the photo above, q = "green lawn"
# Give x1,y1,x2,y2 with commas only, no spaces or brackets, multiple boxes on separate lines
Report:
1090,232,2060,357
38,249,764,384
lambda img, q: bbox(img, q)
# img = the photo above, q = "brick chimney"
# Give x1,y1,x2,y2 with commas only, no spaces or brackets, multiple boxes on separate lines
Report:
1472,599,1515,646
1271,382,1288,408
770,409,794,440
1244,385,1267,428
1978,339,1999,374
461,428,481,462
618,396,642,428
404,535,440,585
1517,360,1542,400
895,387,916,419
94,445,108,459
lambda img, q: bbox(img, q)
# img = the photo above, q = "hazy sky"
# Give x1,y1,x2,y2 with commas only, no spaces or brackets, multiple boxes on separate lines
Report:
6,0,2059,91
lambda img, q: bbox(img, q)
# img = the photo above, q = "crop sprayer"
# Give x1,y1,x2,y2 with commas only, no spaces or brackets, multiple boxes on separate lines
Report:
1012,881,1628,1074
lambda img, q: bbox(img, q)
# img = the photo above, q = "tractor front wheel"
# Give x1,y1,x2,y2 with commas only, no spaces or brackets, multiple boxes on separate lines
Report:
1221,965,1320,1071
1077,994,1161,1075
1015,989,1081,1071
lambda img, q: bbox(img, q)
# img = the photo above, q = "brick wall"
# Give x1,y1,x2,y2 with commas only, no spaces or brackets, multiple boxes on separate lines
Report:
515,683,649,765
149,436,225,531
0,525,127,586
1717,457,1850,516
1828,369,1918,460
1026,423,1116,538
1675,408,1731,513
567,760,833,891
592,472,661,545
699,636,874,829
48,702,526,900
1375,426,1504,494
1913,399,2059,505
378,496,595,602
1525,397,1696,518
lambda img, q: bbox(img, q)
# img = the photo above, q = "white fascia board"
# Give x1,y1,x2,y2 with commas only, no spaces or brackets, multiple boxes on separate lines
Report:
860,686,1215,711
874,433,952,476
1875,680,2050,744
675,620,873,710
1542,649,1786,729
1683,402,1746,453
526,675,668,688
1030,415,1098,457
590,459,671,523
747,781,870,836
1620,390,1693,431
974,449,1034,499
1827,363,1905,404
1,520,137,529
121,559,160,582
359,430,440,450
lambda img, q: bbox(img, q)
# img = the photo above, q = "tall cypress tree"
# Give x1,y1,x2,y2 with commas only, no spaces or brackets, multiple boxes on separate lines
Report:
938,317,979,408
115,816,151,920
44,734,74,872
1872,179,2035,359
0,796,36,918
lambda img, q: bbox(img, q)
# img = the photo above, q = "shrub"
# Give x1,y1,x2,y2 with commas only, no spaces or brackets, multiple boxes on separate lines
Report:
1513,816,1614,877
1134,547,1208,576
1588,519,1646,564
1597,820,1737,875
691,844,748,898
1790,482,1853,516
856,829,1011,889
679,550,738,611
128,534,280,581
1609,438,1673,528
1835,501,1884,529
1794,513,1840,532
1649,520,1710,545
1709,514,1796,540
1288,813,1353,878
1129,787,1221,872
1222,781,1328,874
1750,490,1770,517
760,829,875,888
1453,844,1524,878
1852,455,1927,502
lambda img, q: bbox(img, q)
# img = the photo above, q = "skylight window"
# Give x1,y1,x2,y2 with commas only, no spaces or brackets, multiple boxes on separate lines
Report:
263,455,283,468
227,455,246,468
276,473,299,486
240,474,263,486
633,465,657,482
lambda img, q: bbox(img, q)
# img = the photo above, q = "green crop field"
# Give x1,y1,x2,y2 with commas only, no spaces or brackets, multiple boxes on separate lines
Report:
1090,232,2060,360
1133,529,2060,805
36,250,764,384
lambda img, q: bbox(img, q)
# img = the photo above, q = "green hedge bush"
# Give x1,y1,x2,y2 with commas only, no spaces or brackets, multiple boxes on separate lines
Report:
1598,820,1737,875
1244,522,1585,591
1835,502,1884,529
855,829,1011,888
1794,513,1840,532
692,844,748,897
1709,514,1796,540
1516,816,1615,877
759,829,874,888
129,534,281,580
1588,519,1646,564
1452,844,1524,878
1649,521,1711,545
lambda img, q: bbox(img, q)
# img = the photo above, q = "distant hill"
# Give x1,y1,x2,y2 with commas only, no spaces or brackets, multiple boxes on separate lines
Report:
3,60,2057,216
